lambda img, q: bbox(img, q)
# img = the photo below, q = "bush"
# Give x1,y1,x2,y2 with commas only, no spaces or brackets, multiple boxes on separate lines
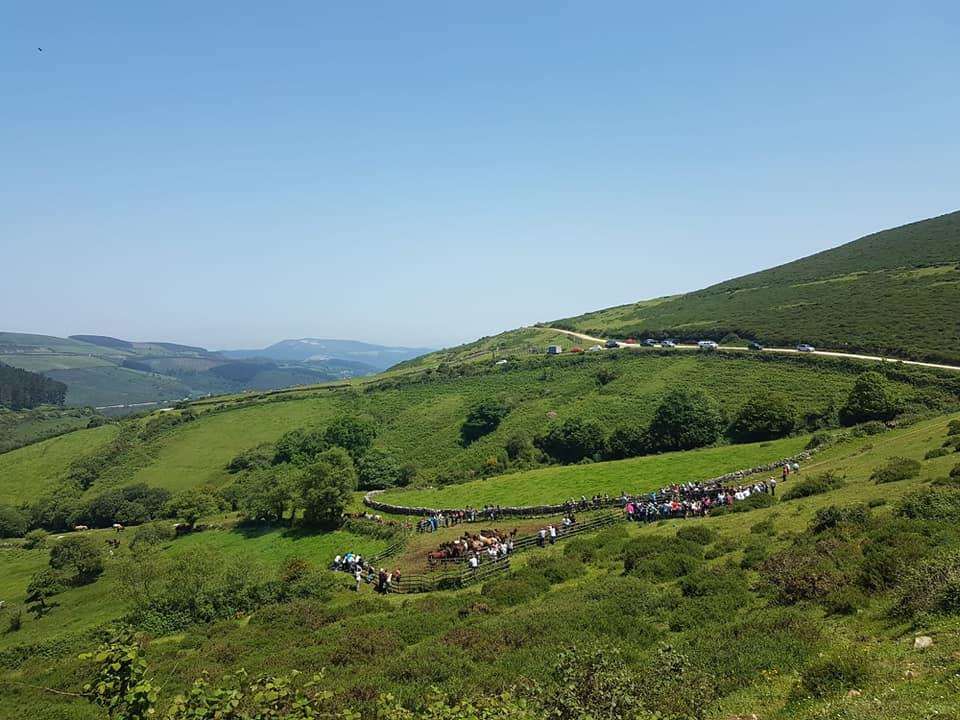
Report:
823,586,867,615
226,444,274,473
925,447,951,460
740,538,769,570
22,529,48,549
952,463,960,479
893,548,960,617
839,371,901,426
356,449,402,490
896,487,960,523
526,554,584,585
460,400,510,445
782,471,846,500
534,418,606,464
948,419,960,436
595,367,619,386
805,431,835,450
0,504,29,538
728,393,797,443
851,420,887,437
623,536,702,581
481,572,550,607
646,387,724,452
675,524,717,546
798,653,871,697
809,504,871,534
871,457,922,484
273,428,329,466
130,522,174,550
605,424,649,460
49,535,104,585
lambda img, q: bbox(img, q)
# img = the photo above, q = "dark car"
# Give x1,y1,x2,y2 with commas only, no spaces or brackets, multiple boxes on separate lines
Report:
642,338,657,347
604,339,620,349
748,341,764,351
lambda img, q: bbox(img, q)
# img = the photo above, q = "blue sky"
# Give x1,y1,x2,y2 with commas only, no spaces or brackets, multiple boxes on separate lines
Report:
3,2,958,349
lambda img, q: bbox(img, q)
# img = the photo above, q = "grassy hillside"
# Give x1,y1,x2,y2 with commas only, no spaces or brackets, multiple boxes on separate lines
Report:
3,350,949,507
3,411,960,718
553,210,960,363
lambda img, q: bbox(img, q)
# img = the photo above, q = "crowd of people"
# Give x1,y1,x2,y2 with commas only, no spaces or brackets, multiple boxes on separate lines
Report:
621,462,798,522
417,505,511,532
330,552,402,593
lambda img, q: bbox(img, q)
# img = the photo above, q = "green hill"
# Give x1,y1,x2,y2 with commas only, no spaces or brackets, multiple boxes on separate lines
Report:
552,210,960,363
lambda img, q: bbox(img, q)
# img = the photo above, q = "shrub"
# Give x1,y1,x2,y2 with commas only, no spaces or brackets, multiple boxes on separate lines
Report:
273,429,328,466
750,518,776,536
526,554,584,585
851,420,887,437
130,522,174,550
925,447,951,460
605,424,649,460
871,457,921,484
481,572,549,607
948,419,960,436
623,536,702,581
823,586,867,615
740,538,769,570
952,463,960,479
893,548,960,617
49,535,104,584
22,529,48,549
760,536,857,604
595,367,619,386
782,471,846,501
896,487,960,523
805,431,835,450
728,393,797,443
839,371,901,426
798,653,871,697
535,418,606,464
324,416,377,460
675,524,717,546
646,387,724,452
226,444,273,473
460,400,509,445
809,504,871,534
0,504,29,538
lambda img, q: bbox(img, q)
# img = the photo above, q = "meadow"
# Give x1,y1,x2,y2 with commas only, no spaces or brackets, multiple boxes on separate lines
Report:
379,434,809,508
4,412,959,718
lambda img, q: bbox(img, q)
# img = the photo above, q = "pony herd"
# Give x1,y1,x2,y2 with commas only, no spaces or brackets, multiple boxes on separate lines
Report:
427,528,518,566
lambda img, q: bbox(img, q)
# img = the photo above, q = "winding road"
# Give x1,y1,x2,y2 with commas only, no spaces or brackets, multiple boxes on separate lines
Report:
542,328,960,373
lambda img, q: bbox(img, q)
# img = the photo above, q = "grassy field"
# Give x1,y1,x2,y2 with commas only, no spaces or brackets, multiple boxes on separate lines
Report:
0,520,386,652
4,412,959,718
0,406,101,454
75,352,944,499
1,350,949,508
0,424,119,505
553,210,960,364
380,434,809,508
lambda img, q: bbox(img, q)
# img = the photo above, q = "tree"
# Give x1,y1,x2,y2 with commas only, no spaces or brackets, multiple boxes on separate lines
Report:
535,418,606,464
357,448,402,490
297,447,356,527
0,503,28,538
25,569,66,616
273,428,329,466
728,393,797,443
238,465,299,522
505,433,537,463
606,424,649,460
164,487,219,528
49,535,104,584
324,417,377,460
839,371,901,426
461,400,510,445
646,388,723,452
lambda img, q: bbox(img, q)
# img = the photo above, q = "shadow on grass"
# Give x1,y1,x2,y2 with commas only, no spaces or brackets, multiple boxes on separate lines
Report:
229,521,327,542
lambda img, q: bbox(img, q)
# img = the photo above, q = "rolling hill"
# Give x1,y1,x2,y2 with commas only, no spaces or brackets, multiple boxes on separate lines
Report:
0,333,428,413
552,210,960,363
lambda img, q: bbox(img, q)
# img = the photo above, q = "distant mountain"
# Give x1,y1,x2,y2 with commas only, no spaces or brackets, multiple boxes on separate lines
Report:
221,338,433,371
0,332,412,412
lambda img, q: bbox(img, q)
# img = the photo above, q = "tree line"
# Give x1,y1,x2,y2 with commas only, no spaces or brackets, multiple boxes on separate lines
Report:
0,362,67,409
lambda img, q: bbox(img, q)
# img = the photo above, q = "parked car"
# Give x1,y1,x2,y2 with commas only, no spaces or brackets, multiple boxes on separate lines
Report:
547,345,563,355
642,338,657,347
748,341,764,351
697,340,719,351
570,346,584,353
605,339,620,349
660,339,676,348
587,344,603,352
796,343,815,352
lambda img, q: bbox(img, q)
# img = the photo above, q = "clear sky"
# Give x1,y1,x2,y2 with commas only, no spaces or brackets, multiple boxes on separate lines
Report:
3,2,958,350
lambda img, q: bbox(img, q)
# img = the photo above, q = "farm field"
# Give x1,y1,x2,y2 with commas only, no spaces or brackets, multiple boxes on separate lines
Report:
380,434,810,508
